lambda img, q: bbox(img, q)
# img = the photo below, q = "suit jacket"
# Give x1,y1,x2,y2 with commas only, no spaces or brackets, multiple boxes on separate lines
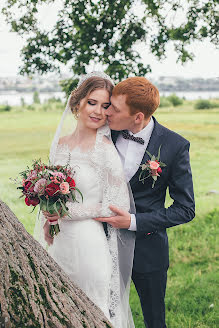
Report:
112,117,195,273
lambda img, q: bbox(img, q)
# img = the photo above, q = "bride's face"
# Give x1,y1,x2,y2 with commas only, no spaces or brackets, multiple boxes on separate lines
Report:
78,89,110,129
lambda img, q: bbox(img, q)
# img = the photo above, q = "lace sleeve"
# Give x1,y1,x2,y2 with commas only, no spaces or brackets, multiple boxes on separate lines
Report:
98,138,130,217
64,202,102,221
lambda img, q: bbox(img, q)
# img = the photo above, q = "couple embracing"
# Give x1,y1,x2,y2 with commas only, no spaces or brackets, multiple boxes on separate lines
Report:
40,72,195,328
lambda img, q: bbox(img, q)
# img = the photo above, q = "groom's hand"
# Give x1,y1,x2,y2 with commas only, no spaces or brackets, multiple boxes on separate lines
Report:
94,205,131,229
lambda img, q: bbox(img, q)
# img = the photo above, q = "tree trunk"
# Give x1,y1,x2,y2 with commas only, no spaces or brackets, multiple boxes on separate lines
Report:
0,200,112,328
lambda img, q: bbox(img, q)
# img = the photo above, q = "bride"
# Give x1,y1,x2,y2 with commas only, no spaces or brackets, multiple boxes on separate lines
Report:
35,72,135,327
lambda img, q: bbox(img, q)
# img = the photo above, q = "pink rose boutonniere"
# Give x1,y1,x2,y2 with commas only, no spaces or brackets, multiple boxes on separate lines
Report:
139,145,167,188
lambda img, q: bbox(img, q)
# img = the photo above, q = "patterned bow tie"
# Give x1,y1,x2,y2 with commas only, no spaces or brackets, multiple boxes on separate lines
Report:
121,130,145,145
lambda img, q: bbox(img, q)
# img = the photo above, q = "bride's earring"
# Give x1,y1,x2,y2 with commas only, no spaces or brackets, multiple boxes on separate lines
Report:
75,106,80,119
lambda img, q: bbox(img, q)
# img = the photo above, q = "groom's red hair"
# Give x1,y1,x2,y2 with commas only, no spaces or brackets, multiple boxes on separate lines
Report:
112,77,160,118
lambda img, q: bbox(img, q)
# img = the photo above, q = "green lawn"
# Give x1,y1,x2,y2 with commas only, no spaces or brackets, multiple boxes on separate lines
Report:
0,104,219,327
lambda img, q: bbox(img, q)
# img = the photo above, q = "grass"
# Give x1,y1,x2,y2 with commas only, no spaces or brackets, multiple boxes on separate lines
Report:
0,101,219,327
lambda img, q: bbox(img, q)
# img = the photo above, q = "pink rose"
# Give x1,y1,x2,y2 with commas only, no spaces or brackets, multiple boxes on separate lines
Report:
149,161,160,170
34,178,47,194
51,171,66,180
60,182,70,194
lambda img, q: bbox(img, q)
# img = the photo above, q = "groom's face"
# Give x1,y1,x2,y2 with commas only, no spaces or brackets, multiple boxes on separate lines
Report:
106,94,136,131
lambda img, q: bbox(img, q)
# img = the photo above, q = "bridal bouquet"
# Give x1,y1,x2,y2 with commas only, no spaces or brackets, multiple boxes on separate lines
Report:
16,159,82,237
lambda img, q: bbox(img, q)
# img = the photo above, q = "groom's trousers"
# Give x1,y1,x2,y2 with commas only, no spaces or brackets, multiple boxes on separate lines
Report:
132,269,167,328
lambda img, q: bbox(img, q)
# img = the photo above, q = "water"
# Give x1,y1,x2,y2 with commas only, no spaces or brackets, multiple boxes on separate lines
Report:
0,90,218,106
160,91,218,100
0,91,65,106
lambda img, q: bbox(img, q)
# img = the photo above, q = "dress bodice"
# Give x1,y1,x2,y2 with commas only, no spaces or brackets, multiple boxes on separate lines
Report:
54,144,103,205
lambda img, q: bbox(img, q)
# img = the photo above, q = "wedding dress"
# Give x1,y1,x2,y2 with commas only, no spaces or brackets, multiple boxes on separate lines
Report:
37,125,135,327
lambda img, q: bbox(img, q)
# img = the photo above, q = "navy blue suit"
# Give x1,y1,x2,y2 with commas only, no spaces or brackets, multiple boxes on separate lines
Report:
112,117,195,327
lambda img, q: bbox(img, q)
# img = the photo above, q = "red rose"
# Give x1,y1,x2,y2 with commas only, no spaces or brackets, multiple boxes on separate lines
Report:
45,182,60,196
66,176,76,189
24,181,34,192
157,167,162,174
25,197,31,206
25,196,40,206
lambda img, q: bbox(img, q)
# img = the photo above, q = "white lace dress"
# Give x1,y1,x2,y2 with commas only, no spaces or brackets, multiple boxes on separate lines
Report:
46,127,135,327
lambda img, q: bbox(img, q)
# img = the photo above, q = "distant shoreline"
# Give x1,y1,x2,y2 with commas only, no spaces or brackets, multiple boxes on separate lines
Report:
1,90,218,106
0,88,218,93
0,76,218,94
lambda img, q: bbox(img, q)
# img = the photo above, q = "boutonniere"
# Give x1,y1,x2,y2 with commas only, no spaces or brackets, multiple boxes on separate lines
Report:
139,145,167,188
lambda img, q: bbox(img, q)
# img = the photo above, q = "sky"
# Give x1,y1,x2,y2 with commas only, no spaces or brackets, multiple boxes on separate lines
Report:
0,1,218,79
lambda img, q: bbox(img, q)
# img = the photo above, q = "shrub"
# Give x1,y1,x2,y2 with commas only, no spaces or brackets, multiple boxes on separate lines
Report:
33,91,40,104
159,96,172,107
167,93,183,107
195,99,212,110
0,104,11,112
209,101,219,109
42,100,64,111
27,104,35,111
20,97,26,107
167,93,183,106
46,97,62,103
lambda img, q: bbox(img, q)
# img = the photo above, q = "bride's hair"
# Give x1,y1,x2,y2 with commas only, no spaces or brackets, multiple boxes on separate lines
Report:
69,77,114,117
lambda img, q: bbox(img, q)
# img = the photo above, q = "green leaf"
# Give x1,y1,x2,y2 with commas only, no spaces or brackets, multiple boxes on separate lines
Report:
157,145,162,161
139,170,145,181
46,199,49,212
74,187,83,202
53,201,60,217
70,190,76,202
30,206,37,213
58,199,69,215
146,150,153,159
151,155,156,161
139,170,150,182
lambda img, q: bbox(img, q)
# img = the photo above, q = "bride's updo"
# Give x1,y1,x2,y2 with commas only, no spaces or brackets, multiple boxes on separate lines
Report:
69,76,114,117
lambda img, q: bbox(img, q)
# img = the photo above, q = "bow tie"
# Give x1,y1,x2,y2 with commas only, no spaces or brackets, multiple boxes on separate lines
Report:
121,130,145,145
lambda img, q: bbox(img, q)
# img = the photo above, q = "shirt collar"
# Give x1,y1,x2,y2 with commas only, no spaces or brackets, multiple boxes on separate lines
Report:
128,117,154,142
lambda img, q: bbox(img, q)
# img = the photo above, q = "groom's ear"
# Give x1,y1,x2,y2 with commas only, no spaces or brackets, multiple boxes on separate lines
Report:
135,112,145,123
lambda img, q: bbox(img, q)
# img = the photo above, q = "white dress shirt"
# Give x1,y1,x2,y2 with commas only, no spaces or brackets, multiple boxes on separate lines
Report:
116,118,154,231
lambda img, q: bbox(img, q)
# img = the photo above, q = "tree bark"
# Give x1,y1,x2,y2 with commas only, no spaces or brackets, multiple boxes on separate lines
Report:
0,200,112,328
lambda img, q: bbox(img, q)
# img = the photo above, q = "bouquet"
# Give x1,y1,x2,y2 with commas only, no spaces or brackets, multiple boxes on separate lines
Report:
16,159,82,237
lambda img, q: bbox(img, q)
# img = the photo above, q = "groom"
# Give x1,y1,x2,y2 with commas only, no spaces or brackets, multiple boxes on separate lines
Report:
95,77,195,328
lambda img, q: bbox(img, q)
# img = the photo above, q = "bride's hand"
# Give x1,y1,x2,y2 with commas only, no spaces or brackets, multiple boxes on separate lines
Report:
42,210,66,221
43,220,54,245
42,210,61,221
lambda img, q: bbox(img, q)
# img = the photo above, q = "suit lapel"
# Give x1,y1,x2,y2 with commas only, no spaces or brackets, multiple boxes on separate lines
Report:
129,117,164,188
